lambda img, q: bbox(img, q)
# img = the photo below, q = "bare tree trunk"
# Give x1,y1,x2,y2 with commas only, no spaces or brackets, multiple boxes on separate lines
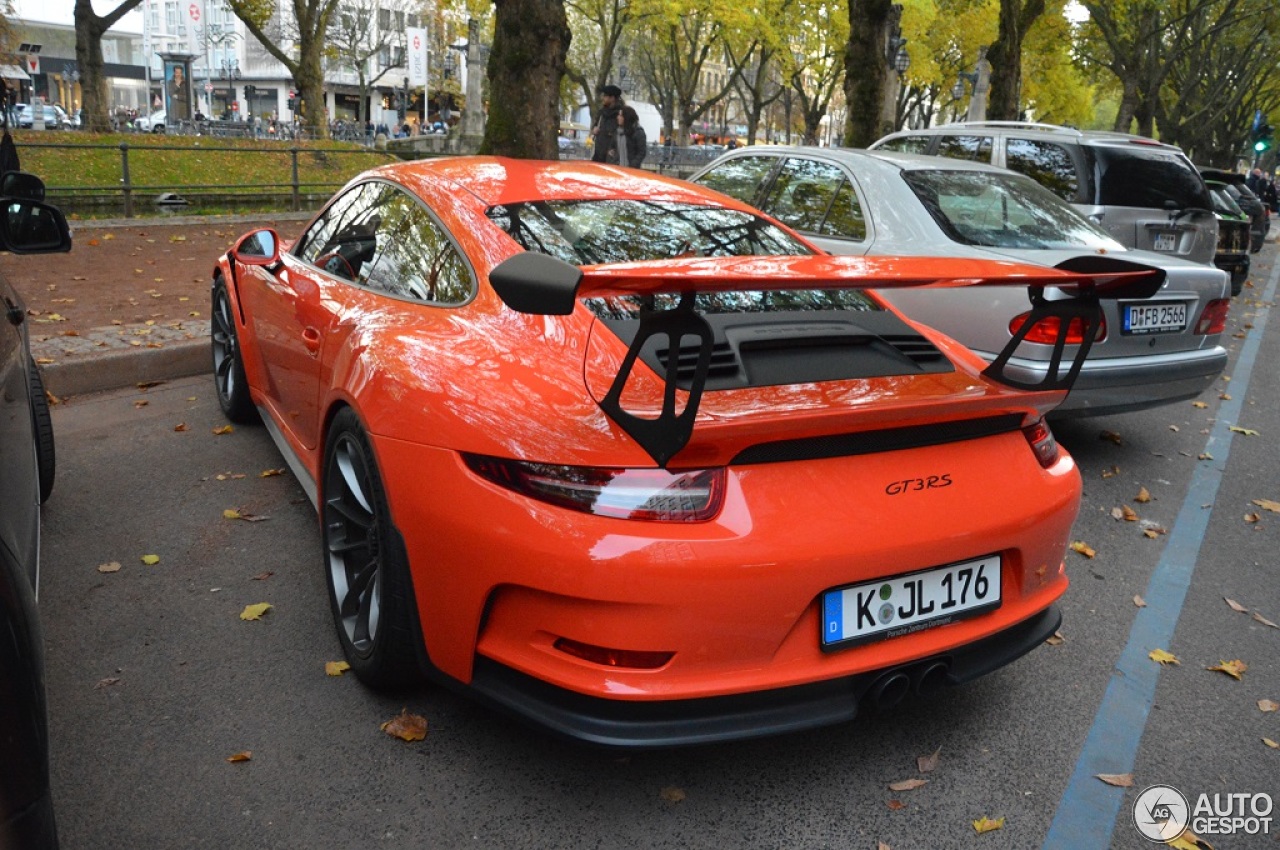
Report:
481,0,571,158
842,0,892,147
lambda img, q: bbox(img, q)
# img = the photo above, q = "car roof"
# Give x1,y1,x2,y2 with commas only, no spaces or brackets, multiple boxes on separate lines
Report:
876,121,1188,153
372,157,762,211
706,144,1031,177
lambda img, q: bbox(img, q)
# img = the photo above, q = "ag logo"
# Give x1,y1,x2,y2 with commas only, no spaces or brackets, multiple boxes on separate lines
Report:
1133,784,1189,841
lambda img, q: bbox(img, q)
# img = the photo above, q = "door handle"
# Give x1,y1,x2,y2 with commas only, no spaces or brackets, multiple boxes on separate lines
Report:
302,327,322,353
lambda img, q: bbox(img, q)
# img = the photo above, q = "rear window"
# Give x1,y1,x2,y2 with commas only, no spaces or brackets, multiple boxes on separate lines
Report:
1004,139,1081,202
875,135,932,154
1087,146,1211,210
936,135,994,162
488,199,812,266
585,289,881,321
903,169,1121,250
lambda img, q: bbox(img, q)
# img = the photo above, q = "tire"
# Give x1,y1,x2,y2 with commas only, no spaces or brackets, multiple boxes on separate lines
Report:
28,359,55,504
321,408,422,689
211,276,257,423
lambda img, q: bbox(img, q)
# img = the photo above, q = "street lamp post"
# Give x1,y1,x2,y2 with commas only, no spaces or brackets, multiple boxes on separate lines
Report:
878,3,909,136
953,47,990,123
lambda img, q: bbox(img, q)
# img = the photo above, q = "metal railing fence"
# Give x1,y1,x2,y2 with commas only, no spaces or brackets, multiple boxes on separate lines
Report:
13,139,398,218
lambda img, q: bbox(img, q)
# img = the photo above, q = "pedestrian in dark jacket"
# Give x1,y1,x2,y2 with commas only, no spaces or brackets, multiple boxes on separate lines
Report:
621,105,647,168
591,85,624,164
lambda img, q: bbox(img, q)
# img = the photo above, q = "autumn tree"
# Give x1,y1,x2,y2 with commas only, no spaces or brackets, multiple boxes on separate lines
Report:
226,0,341,137
631,1,738,146
74,0,144,132
479,0,571,157
783,0,848,144
564,0,655,131
325,0,416,129
984,0,1046,120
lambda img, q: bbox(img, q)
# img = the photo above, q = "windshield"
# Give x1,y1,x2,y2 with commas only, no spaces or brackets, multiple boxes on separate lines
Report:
487,199,813,266
903,170,1124,250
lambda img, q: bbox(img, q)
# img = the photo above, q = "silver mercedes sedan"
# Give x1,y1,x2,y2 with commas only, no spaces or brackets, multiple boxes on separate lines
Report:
690,147,1230,417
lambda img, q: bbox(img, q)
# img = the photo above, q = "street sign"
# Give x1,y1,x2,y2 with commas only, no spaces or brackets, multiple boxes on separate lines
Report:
204,82,214,93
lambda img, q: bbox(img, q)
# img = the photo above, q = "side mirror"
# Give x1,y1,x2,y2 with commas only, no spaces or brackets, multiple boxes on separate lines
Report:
1,172,47,202
232,229,280,265
0,198,72,254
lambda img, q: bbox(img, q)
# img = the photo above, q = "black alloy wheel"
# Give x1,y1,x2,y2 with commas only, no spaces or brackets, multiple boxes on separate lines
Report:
211,277,256,422
321,408,421,689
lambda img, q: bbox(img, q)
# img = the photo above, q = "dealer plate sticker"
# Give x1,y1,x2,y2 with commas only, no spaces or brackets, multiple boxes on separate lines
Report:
1123,302,1187,335
821,555,1001,650
1153,232,1177,252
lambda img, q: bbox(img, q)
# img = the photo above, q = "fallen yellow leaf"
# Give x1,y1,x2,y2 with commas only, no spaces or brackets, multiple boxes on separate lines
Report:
1101,465,1120,479
1264,738,1279,749
1135,487,1151,503
1134,595,1146,607
1121,505,1139,522
1253,612,1278,629
660,786,686,804
1045,631,1066,646
888,778,928,792
1149,649,1180,665
173,423,189,432
1096,773,1133,787
1224,598,1247,613
886,800,906,811
325,661,351,676
1070,541,1096,558
1206,660,1246,680
381,708,428,742
259,468,285,478
223,509,242,520
1257,699,1278,713
239,602,272,621
97,561,122,573
1229,426,1259,436
226,751,252,763
1252,499,1280,513
1244,512,1261,523
212,425,234,435
1192,401,1208,409
141,554,160,565
1099,430,1123,445
972,816,1005,834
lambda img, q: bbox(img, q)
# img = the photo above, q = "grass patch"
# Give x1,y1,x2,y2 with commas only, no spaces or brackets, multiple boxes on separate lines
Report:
11,129,401,202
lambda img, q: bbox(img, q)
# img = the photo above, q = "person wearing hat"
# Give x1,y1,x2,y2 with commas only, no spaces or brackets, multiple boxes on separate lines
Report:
591,85,625,164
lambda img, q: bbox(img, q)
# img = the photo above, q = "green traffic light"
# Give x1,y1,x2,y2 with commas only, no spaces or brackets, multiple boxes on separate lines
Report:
1255,140,1267,152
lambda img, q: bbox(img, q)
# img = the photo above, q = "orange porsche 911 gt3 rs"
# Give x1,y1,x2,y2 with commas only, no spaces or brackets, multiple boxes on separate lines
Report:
210,157,1164,747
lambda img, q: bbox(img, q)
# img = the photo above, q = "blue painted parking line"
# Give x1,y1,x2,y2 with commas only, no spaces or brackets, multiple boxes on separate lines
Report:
1043,263,1278,849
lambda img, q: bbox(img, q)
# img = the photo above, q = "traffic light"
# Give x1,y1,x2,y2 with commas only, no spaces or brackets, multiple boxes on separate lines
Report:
244,84,256,98
287,89,297,110
1255,123,1273,153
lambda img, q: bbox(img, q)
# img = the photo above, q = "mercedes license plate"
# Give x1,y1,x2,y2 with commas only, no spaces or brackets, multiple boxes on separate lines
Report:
1123,302,1187,335
821,555,1001,650
1153,232,1177,252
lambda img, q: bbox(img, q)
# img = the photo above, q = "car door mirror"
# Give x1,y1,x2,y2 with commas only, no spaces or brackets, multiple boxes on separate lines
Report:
0,198,71,254
232,229,280,265
1,172,46,201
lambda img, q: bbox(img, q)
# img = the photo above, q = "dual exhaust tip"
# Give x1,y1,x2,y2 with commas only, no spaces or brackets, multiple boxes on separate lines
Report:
865,660,952,712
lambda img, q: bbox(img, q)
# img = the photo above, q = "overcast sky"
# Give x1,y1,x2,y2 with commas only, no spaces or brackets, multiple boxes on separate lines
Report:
14,0,143,33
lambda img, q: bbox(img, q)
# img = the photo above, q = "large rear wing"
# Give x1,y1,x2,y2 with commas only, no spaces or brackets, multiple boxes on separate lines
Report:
489,252,1165,466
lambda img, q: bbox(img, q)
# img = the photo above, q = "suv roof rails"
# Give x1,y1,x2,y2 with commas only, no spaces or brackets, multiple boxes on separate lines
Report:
940,120,1071,132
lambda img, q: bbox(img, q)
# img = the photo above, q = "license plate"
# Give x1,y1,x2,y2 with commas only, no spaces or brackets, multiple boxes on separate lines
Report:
1153,232,1177,252
821,555,1001,650
1123,302,1187,335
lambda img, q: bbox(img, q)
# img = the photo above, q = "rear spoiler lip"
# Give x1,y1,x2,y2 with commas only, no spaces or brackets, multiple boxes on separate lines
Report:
487,252,1165,317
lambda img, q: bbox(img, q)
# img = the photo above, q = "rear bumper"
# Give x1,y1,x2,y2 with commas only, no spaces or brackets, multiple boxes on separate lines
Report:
996,346,1228,418
464,605,1062,749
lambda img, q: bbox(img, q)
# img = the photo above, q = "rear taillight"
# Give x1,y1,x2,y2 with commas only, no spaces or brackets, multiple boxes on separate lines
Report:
1195,298,1231,334
1023,419,1061,468
1009,312,1106,345
464,455,725,522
